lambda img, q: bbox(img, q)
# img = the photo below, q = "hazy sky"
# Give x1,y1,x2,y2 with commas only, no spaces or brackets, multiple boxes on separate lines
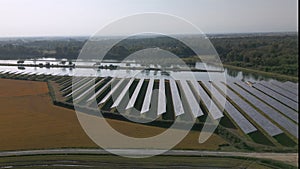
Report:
0,0,298,37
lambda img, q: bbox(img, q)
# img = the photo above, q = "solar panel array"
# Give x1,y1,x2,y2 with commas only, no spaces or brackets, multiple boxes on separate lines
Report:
48,76,300,139
62,77,88,92
201,81,256,134
228,81,298,138
111,78,135,108
285,81,299,90
253,83,298,111
213,81,283,136
87,78,115,102
74,78,107,101
260,81,298,102
270,80,298,96
235,81,298,123
0,71,61,82
66,78,95,97
190,80,223,120
99,78,125,105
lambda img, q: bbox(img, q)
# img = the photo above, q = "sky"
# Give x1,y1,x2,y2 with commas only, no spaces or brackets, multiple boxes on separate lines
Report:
0,0,298,37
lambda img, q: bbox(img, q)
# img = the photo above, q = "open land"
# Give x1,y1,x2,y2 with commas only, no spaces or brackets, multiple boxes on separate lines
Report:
0,76,298,168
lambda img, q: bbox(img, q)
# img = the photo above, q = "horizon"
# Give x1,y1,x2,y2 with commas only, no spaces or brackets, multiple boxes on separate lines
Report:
0,0,298,37
0,31,298,39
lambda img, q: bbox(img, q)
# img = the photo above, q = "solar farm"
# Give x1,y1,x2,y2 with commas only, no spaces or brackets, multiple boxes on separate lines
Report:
0,70,298,150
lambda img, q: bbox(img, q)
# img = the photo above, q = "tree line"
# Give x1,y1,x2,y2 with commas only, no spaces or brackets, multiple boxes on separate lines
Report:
0,34,298,76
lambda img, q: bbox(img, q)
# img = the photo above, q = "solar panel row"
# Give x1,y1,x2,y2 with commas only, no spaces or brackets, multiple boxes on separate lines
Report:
99,78,125,105
179,80,203,118
60,79,72,87
260,81,298,102
285,81,299,90
157,79,166,115
235,81,298,123
66,78,95,97
111,78,135,108
190,80,223,120
253,83,298,111
169,79,185,116
201,81,257,134
228,82,298,138
62,77,88,92
87,78,115,102
74,78,107,101
270,80,298,96
214,81,283,136
141,78,155,113
126,78,144,110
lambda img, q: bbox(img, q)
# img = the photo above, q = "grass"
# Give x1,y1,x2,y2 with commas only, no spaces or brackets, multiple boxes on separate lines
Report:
274,134,297,147
248,132,274,146
0,154,296,169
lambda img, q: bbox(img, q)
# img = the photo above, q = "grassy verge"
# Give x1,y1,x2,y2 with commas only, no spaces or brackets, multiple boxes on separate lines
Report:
223,64,298,82
0,154,297,169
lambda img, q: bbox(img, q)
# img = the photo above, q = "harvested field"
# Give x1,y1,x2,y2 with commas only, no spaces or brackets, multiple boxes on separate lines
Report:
0,78,96,151
0,78,227,151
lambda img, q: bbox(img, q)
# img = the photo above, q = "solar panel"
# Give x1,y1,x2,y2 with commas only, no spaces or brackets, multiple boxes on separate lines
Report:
35,72,44,75
157,79,166,115
99,78,125,105
141,78,155,114
66,78,95,97
126,78,144,110
260,81,298,102
74,78,106,101
59,79,72,86
13,72,28,78
236,81,298,123
285,81,298,90
179,80,203,118
201,81,257,134
254,83,298,111
228,81,298,138
8,71,18,74
27,72,37,75
169,79,184,116
62,77,88,92
190,80,223,120
214,81,283,137
10,71,23,76
86,78,115,102
270,80,298,97
5,71,15,74
111,78,135,108
16,72,29,75
0,70,9,74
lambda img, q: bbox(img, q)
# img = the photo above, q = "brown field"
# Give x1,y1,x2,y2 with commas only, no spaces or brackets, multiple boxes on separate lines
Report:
0,78,227,151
